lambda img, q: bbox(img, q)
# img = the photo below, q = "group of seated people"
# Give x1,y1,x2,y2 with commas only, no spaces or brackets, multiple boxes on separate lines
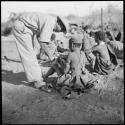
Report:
37,24,122,99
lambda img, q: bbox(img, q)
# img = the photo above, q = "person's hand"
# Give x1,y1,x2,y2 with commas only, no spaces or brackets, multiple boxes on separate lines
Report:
51,58,57,65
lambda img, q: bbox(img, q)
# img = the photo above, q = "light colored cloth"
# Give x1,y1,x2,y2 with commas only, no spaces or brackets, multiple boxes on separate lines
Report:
19,12,57,60
13,20,43,82
19,12,57,43
93,42,117,75
12,13,57,83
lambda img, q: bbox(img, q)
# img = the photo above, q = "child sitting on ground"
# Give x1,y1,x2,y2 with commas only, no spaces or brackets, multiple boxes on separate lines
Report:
63,35,94,90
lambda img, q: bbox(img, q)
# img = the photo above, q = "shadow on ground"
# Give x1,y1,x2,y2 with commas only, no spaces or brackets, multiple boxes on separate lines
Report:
2,70,27,86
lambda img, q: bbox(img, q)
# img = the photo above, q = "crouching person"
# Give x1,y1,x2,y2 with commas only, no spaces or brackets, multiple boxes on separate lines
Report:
91,31,118,75
11,12,68,90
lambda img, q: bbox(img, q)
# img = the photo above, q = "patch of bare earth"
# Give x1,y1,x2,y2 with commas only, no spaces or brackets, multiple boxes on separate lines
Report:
2,36,124,124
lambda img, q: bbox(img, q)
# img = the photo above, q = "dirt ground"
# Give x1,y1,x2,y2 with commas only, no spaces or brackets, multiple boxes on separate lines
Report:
2,35,124,124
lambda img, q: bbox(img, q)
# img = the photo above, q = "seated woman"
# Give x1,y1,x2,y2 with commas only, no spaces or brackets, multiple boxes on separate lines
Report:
90,31,118,75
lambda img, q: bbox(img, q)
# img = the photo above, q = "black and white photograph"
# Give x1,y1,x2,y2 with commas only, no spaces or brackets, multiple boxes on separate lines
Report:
1,1,124,124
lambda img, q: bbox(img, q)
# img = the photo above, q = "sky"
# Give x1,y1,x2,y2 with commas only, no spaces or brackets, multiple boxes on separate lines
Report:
1,1,123,22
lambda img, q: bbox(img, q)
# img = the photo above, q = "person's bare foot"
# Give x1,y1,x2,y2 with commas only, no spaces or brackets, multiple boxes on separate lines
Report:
38,85,52,93
34,80,46,89
28,81,50,93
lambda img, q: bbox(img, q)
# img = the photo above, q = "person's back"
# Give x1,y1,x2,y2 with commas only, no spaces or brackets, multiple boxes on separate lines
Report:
65,36,86,85
94,42,110,61
19,12,49,28
68,51,85,77
12,11,69,91
92,31,117,75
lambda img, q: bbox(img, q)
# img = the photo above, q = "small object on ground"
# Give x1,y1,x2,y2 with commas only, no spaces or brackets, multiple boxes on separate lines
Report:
39,84,52,93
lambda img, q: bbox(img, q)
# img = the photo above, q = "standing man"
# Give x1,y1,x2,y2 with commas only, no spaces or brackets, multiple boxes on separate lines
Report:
10,12,68,89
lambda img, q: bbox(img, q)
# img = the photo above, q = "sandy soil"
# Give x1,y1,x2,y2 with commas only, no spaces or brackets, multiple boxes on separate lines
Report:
2,35,124,124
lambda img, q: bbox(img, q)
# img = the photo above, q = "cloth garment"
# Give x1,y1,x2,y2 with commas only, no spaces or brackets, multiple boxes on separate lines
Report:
93,42,117,75
13,20,43,82
18,12,57,43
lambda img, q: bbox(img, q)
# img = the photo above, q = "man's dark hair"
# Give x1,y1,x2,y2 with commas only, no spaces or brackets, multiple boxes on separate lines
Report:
113,27,117,31
83,25,91,32
90,31,95,37
95,31,105,41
